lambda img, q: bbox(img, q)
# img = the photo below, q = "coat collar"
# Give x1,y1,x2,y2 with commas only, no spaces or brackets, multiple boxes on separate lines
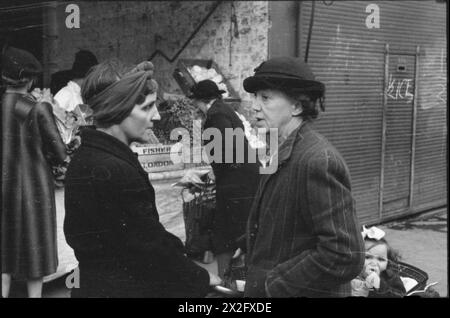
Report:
13,94,36,120
257,120,309,196
80,127,144,172
206,99,223,115
276,120,311,167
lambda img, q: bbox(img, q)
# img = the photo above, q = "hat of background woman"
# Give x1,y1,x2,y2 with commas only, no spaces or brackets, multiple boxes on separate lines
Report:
1,46,42,85
243,56,325,97
71,49,98,78
188,79,225,99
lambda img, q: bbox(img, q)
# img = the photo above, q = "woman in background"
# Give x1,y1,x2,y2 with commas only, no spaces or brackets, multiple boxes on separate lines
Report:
2,46,67,297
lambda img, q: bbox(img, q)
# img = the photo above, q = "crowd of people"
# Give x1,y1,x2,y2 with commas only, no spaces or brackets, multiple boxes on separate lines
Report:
1,46,429,298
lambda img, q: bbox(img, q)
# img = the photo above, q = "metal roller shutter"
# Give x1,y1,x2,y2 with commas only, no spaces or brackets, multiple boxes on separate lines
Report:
299,1,447,223
413,46,447,210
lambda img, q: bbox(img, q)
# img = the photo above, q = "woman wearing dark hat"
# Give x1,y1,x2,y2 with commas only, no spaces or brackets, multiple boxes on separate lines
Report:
188,79,260,279
1,46,68,297
242,57,364,297
50,49,98,95
54,50,98,112
63,60,221,297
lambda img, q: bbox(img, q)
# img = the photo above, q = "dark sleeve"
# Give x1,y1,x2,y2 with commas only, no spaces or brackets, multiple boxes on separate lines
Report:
265,148,365,297
50,70,72,95
37,102,68,165
204,113,232,167
112,168,210,296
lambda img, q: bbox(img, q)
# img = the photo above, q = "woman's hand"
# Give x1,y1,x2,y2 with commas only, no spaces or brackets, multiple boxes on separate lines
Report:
208,271,222,286
232,248,243,259
184,169,208,185
207,170,215,182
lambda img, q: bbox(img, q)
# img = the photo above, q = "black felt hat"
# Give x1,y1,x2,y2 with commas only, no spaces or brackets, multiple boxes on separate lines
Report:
71,50,98,78
243,56,324,97
188,79,225,99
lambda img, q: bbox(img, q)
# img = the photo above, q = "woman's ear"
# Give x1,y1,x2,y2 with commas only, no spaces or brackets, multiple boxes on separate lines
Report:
291,102,303,117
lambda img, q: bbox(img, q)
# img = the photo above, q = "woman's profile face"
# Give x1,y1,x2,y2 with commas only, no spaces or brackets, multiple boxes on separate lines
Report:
251,89,296,133
119,92,160,144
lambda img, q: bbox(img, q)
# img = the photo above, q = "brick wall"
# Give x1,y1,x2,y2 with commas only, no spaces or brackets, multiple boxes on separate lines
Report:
43,1,269,106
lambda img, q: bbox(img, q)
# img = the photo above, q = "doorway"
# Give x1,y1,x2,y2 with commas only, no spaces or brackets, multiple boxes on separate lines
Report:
381,51,418,219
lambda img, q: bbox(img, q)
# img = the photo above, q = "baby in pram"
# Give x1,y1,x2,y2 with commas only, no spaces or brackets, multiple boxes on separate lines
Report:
351,226,439,297
351,226,407,297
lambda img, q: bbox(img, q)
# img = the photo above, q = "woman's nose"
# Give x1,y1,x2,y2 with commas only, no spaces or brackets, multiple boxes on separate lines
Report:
251,99,261,111
152,108,161,121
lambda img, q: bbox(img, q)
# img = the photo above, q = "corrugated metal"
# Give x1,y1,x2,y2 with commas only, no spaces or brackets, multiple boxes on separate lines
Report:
299,1,447,223
413,45,447,209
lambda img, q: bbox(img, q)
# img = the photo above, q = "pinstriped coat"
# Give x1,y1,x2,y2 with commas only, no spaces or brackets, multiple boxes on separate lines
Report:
244,121,365,297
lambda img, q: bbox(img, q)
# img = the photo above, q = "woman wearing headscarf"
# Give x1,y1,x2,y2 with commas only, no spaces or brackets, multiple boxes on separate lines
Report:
63,59,221,298
1,46,67,297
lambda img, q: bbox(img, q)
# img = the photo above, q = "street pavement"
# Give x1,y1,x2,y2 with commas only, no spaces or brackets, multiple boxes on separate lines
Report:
378,209,447,296
7,177,446,297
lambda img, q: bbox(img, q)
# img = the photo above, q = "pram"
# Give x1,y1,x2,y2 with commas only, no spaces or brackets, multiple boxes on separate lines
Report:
211,260,438,298
396,261,438,296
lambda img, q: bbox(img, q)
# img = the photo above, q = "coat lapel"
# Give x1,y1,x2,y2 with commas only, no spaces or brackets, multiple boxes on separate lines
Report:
247,121,309,256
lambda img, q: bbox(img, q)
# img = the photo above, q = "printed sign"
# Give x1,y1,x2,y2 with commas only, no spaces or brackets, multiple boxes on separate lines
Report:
131,144,184,173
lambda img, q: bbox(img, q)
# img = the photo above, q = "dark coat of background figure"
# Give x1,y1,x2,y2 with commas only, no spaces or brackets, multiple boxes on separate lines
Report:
50,69,73,95
1,93,67,278
2,92,23,276
64,128,210,297
203,100,260,254
245,121,365,297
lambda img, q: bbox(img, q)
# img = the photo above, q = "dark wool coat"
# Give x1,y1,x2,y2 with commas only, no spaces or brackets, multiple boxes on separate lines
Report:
64,128,210,298
2,92,23,276
245,121,365,297
203,100,260,254
2,93,67,278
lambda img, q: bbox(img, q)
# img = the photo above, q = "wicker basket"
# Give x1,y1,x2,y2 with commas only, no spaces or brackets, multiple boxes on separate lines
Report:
181,178,216,258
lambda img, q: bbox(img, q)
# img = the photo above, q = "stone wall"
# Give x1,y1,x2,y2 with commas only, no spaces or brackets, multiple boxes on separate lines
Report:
43,1,269,105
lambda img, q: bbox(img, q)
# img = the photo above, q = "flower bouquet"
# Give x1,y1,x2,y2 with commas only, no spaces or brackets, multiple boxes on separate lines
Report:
31,88,93,187
233,111,266,149
188,65,230,98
